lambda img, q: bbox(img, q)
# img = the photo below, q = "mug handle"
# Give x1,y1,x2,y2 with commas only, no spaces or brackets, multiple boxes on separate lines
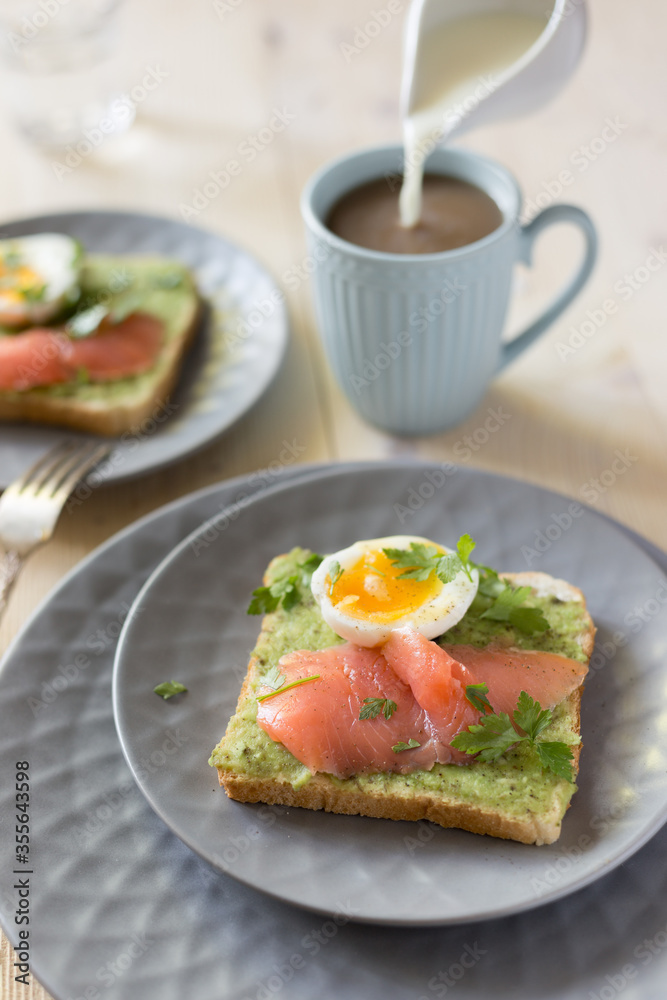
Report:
497,204,598,370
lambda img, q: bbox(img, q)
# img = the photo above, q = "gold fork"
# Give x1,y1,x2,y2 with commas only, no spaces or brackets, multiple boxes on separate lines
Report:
0,440,111,620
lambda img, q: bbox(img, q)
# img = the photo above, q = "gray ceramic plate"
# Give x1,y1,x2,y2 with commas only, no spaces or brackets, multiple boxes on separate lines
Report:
113,462,667,925
0,210,288,486
2,462,667,1000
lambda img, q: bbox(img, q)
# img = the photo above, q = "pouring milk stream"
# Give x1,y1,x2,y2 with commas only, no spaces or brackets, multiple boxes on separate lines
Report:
399,11,548,227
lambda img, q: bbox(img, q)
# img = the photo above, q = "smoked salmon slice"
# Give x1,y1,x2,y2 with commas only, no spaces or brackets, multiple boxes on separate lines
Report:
442,643,588,718
383,627,480,761
256,645,438,778
255,628,589,780
0,312,163,391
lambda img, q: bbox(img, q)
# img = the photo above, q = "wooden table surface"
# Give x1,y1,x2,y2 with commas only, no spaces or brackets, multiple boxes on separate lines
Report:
1,0,665,996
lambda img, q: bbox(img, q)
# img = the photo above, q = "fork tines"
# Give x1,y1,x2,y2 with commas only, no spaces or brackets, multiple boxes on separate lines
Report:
6,440,111,501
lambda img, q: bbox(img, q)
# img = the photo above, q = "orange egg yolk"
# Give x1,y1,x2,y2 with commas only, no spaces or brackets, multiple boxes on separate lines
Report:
0,262,43,297
329,548,442,622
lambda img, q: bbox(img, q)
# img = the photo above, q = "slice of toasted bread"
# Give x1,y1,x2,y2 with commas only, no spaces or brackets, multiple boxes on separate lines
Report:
210,554,595,845
0,255,201,436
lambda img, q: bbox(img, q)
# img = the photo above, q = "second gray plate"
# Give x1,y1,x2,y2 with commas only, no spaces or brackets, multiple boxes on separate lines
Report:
0,210,288,486
113,462,667,925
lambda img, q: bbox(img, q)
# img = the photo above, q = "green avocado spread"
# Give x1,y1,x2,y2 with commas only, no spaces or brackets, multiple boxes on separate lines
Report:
209,549,587,817
0,255,198,402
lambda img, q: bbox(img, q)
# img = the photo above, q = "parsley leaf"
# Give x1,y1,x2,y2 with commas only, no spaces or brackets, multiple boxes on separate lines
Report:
153,680,188,700
475,565,505,600
277,576,300,612
257,674,320,702
383,535,478,586
247,553,323,614
451,690,575,782
514,690,552,741
392,738,421,752
329,560,344,595
479,584,550,634
534,741,575,783
300,553,324,574
23,282,47,302
451,711,518,762
464,682,494,715
263,664,286,690
247,586,280,615
383,542,441,582
359,697,397,721
456,533,476,581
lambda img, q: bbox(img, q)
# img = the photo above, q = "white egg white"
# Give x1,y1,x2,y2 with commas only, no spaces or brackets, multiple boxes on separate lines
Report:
0,233,82,329
310,535,479,647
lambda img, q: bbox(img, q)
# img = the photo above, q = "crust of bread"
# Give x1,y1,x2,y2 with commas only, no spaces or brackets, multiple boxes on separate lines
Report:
0,263,202,437
215,565,595,846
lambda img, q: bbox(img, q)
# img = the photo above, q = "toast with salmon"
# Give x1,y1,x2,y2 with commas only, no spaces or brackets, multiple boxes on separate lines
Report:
0,255,201,436
210,549,595,845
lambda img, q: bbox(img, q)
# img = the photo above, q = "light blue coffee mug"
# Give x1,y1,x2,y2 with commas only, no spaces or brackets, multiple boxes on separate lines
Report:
300,144,597,435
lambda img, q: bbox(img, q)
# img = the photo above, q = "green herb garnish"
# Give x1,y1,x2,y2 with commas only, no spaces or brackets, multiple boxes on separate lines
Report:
329,560,344,595
4,249,21,268
257,675,320,702
153,680,188,700
392,738,421,753
383,533,476,585
263,664,286,690
247,553,323,615
359,697,397,721
479,584,550,634
464,682,494,715
66,303,109,339
451,689,575,782
23,283,47,302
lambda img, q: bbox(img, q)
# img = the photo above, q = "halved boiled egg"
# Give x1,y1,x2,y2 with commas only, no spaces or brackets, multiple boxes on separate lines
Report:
0,234,82,329
310,535,479,647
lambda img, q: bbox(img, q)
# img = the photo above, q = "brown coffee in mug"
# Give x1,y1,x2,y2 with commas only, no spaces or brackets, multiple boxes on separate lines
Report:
326,174,503,255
